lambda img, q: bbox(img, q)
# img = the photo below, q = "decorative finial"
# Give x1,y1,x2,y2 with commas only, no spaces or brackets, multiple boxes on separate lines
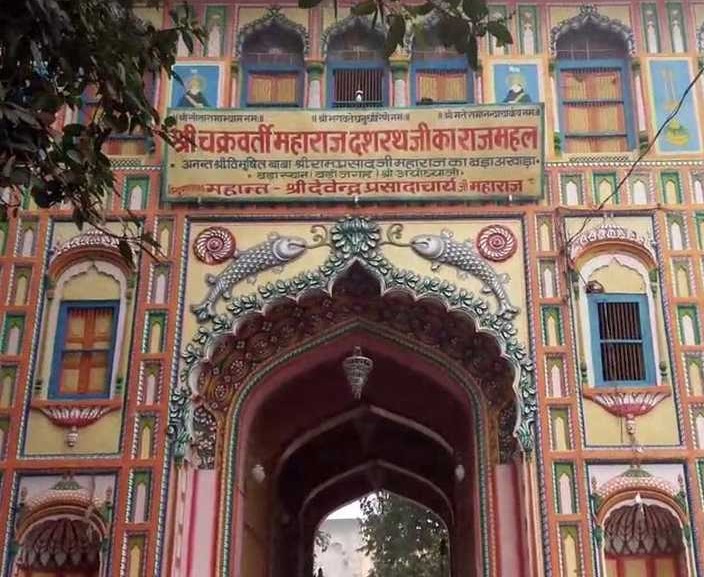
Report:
342,347,373,399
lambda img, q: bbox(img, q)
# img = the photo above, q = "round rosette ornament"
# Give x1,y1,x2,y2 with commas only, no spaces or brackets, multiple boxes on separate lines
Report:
476,225,517,262
193,227,236,264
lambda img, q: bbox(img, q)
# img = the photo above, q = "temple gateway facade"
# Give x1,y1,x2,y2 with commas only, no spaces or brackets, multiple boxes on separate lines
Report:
1,1,704,576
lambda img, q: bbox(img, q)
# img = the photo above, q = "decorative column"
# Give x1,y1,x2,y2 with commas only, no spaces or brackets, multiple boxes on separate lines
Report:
230,60,240,108
475,63,483,104
631,59,648,150
548,59,562,155
306,60,324,109
389,57,409,108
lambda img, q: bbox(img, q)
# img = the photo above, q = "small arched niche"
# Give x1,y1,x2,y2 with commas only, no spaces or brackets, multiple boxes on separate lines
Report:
410,19,471,106
573,234,661,388
240,18,305,108
325,18,388,107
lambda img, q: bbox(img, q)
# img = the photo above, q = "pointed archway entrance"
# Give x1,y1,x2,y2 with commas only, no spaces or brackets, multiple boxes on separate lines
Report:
169,217,538,577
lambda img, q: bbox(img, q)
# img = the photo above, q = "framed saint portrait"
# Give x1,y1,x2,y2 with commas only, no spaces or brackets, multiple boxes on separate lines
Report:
491,61,542,105
170,63,224,109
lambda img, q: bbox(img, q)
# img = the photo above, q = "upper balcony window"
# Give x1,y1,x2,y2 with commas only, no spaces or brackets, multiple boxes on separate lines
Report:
326,23,388,108
241,25,304,108
556,25,635,153
411,32,472,105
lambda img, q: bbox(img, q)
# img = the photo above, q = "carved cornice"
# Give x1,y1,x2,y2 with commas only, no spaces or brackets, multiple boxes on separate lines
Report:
320,14,385,58
568,221,656,264
235,6,309,57
549,4,636,57
48,229,135,279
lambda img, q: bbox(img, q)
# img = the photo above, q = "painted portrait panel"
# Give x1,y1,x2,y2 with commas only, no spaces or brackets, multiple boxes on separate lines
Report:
170,63,223,109
492,62,542,104
648,59,701,153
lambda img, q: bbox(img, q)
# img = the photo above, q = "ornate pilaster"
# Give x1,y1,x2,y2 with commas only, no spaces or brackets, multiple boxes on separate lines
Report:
306,60,324,109
390,58,409,108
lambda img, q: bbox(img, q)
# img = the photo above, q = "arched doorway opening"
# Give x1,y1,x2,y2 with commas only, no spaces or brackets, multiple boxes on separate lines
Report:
315,492,451,577
203,264,519,577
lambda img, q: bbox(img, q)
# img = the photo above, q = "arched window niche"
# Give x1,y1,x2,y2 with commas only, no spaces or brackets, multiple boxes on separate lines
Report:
592,468,695,577
238,12,306,108
410,18,473,106
323,17,389,108
552,6,637,153
37,231,134,401
12,475,113,577
570,226,663,389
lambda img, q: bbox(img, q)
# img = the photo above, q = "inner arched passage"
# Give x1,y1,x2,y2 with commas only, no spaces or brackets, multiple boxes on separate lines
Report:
194,264,522,577
315,492,451,577
238,330,477,577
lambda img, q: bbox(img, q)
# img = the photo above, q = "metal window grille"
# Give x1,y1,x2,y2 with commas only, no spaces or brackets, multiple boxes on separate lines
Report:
597,301,645,381
332,68,384,108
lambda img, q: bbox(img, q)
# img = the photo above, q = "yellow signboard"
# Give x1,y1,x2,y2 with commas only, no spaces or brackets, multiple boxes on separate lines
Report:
164,105,544,203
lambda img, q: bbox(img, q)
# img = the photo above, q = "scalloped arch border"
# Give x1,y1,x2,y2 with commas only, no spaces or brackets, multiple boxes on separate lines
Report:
235,6,310,57
549,4,636,57
320,14,386,58
170,218,536,466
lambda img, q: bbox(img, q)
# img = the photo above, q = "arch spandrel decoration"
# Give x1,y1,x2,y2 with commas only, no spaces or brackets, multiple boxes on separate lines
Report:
320,14,386,57
549,4,636,57
170,216,536,466
235,6,310,57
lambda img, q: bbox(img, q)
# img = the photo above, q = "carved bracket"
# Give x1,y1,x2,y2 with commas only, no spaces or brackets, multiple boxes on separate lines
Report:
32,401,121,447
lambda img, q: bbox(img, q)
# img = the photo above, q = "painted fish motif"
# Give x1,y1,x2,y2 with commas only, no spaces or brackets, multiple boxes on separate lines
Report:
410,231,519,319
192,234,307,321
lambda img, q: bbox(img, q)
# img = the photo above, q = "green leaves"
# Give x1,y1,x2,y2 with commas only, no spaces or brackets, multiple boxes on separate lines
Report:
487,19,513,47
359,492,450,577
344,0,514,71
351,0,377,16
0,0,205,254
298,0,326,7
384,14,406,58
462,0,489,21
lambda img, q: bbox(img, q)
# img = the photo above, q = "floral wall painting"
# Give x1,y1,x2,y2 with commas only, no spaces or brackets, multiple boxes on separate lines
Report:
204,6,226,57
648,59,701,153
170,63,222,109
667,2,686,52
518,6,540,55
492,63,542,104
641,3,660,53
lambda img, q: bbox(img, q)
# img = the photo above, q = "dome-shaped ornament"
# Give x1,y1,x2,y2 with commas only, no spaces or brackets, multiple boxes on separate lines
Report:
476,225,517,262
193,227,236,264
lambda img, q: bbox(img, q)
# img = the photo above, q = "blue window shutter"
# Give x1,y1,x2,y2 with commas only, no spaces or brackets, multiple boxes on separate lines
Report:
49,300,120,400
588,293,655,387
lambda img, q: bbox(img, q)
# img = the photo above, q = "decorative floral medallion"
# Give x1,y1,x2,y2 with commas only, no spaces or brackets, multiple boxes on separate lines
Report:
476,225,517,262
193,227,236,265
